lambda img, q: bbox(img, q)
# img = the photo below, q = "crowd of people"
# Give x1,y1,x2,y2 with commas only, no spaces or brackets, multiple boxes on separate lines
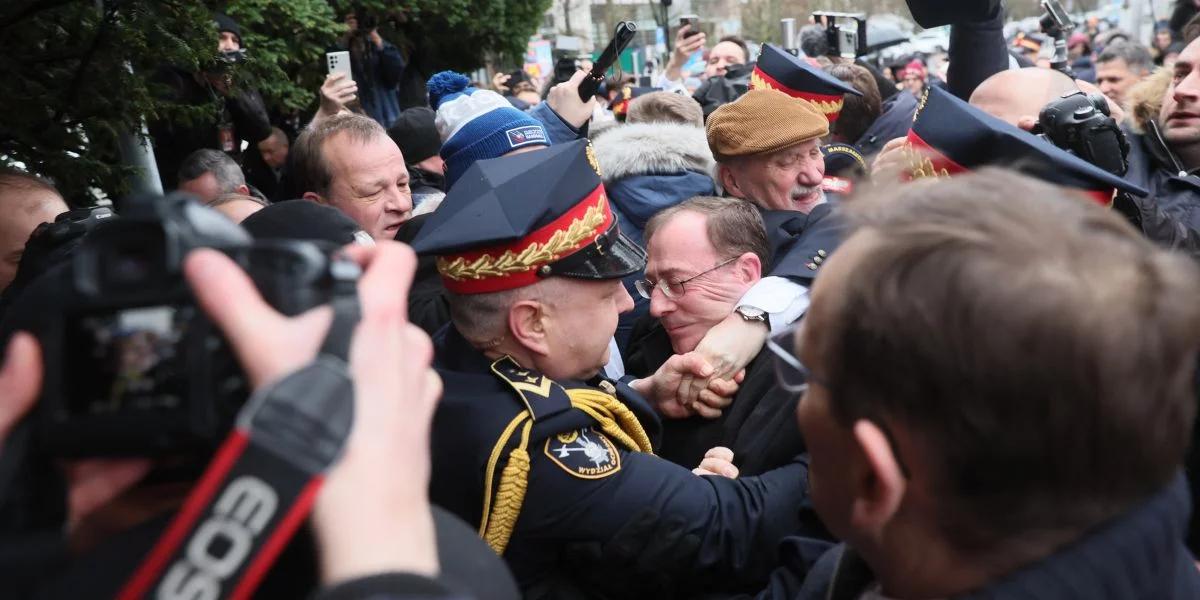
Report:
4,1,1200,599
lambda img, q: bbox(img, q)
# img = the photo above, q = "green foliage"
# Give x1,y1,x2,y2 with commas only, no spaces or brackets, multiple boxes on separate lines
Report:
0,1,218,203
224,0,343,115
0,0,548,204
357,0,553,72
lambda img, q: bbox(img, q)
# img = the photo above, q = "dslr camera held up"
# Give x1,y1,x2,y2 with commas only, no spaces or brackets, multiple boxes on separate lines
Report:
812,11,867,59
1034,90,1130,177
1,194,360,458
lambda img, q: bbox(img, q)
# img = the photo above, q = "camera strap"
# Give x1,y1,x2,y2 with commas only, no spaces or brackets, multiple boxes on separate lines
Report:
117,297,360,600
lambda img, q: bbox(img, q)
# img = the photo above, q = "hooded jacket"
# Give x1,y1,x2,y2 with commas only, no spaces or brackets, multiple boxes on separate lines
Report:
592,122,716,248
592,122,716,349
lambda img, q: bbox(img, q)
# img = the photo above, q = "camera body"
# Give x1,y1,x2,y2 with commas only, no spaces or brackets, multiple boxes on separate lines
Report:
1,194,359,458
1035,90,1129,177
812,11,867,59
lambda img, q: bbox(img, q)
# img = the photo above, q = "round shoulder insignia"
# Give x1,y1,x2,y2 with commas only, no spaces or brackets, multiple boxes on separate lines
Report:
586,143,603,177
544,427,621,480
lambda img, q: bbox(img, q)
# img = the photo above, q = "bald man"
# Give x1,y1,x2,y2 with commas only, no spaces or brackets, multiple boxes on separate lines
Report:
873,67,1124,174
968,67,1124,131
0,169,68,293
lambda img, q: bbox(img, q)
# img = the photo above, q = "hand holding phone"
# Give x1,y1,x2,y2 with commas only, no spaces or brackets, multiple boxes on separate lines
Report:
326,51,353,82
680,15,700,38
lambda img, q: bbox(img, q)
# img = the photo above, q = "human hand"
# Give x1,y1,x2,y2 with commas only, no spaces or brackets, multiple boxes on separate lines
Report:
369,29,384,50
0,334,152,532
318,73,358,122
672,26,706,67
693,447,738,478
184,242,441,583
631,353,741,419
492,72,513,94
871,136,931,184
674,314,765,411
546,69,597,130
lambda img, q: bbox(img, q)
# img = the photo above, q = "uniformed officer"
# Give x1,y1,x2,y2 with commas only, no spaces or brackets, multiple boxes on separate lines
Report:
411,140,811,598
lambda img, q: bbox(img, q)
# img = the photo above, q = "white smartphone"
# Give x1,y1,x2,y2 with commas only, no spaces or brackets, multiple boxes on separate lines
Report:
326,51,353,81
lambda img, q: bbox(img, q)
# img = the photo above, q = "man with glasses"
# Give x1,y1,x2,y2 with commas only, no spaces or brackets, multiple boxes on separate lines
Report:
658,88,844,416
759,170,1200,598
412,141,819,598
625,197,806,477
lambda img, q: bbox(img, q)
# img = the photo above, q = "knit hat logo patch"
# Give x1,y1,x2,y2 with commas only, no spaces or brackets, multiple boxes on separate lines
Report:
506,125,547,148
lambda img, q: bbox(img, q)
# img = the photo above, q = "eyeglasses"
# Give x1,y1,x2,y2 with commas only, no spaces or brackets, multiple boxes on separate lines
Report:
764,321,816,393
635,256,737,300
767,320,913,478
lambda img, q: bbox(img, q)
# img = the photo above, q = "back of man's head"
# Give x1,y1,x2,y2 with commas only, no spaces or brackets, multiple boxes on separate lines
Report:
825,63,882,143
177,149,247,202
627,91,705,128
799,24,829,58
817,169,1200,553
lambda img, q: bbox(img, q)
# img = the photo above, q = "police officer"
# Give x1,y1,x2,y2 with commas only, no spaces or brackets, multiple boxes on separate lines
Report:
411,140,812,598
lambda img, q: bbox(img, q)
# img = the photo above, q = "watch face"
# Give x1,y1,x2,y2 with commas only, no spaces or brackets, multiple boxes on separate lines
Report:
738,307,766,319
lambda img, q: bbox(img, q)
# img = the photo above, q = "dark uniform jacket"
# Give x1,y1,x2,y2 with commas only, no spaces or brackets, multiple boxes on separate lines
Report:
748,475,1200,599
624,320,804,477
430,324,812,598
761,202,845,285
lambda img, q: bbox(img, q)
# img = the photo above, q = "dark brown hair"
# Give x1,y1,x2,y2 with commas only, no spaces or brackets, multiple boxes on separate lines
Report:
825,63,882,143
644,196,769,268
815,169,1200,552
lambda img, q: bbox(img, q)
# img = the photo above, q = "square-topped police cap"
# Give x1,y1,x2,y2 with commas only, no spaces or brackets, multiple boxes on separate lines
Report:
905,86,1148,204
751,44,862,122
410,139,646,295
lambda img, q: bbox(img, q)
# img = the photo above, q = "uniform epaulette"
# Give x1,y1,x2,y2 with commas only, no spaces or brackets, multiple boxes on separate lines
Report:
489,356,573,421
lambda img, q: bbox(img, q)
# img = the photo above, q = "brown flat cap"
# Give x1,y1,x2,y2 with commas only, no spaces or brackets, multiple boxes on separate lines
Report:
706,89,829,161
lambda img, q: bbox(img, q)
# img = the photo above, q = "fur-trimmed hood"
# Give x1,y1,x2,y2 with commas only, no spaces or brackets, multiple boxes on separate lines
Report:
1126,67,1172,134
592,122,715,183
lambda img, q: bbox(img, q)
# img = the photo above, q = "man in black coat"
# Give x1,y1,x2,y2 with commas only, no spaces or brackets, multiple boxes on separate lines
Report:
148,13,273,190
624,197,804,477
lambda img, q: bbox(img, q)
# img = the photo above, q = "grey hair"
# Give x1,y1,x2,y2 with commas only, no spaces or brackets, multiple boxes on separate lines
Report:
177,149,246,193
1097,40,1154,74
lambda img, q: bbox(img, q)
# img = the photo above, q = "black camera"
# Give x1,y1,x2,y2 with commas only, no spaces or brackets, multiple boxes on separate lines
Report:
0,194,359,458
1034,90,1130,177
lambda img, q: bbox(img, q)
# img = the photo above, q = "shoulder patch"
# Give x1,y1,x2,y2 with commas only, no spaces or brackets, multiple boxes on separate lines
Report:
544,428,621,479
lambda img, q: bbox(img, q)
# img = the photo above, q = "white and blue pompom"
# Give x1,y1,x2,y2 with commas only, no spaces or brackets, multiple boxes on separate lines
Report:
427,71,472,108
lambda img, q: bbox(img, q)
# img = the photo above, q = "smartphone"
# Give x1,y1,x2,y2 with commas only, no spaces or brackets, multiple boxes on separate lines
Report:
680,15,700,38
326,51,353,81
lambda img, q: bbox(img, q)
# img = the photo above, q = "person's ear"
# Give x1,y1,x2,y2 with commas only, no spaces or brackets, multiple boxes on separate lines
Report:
735,251,762,283
718,164,743,198
848,420,907,534
303,191,327,205
508,299,551,358
1016,115,1038,132
236,184,251,196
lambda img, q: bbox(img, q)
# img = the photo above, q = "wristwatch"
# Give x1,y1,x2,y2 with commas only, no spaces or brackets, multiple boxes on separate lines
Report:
735,306,767,325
